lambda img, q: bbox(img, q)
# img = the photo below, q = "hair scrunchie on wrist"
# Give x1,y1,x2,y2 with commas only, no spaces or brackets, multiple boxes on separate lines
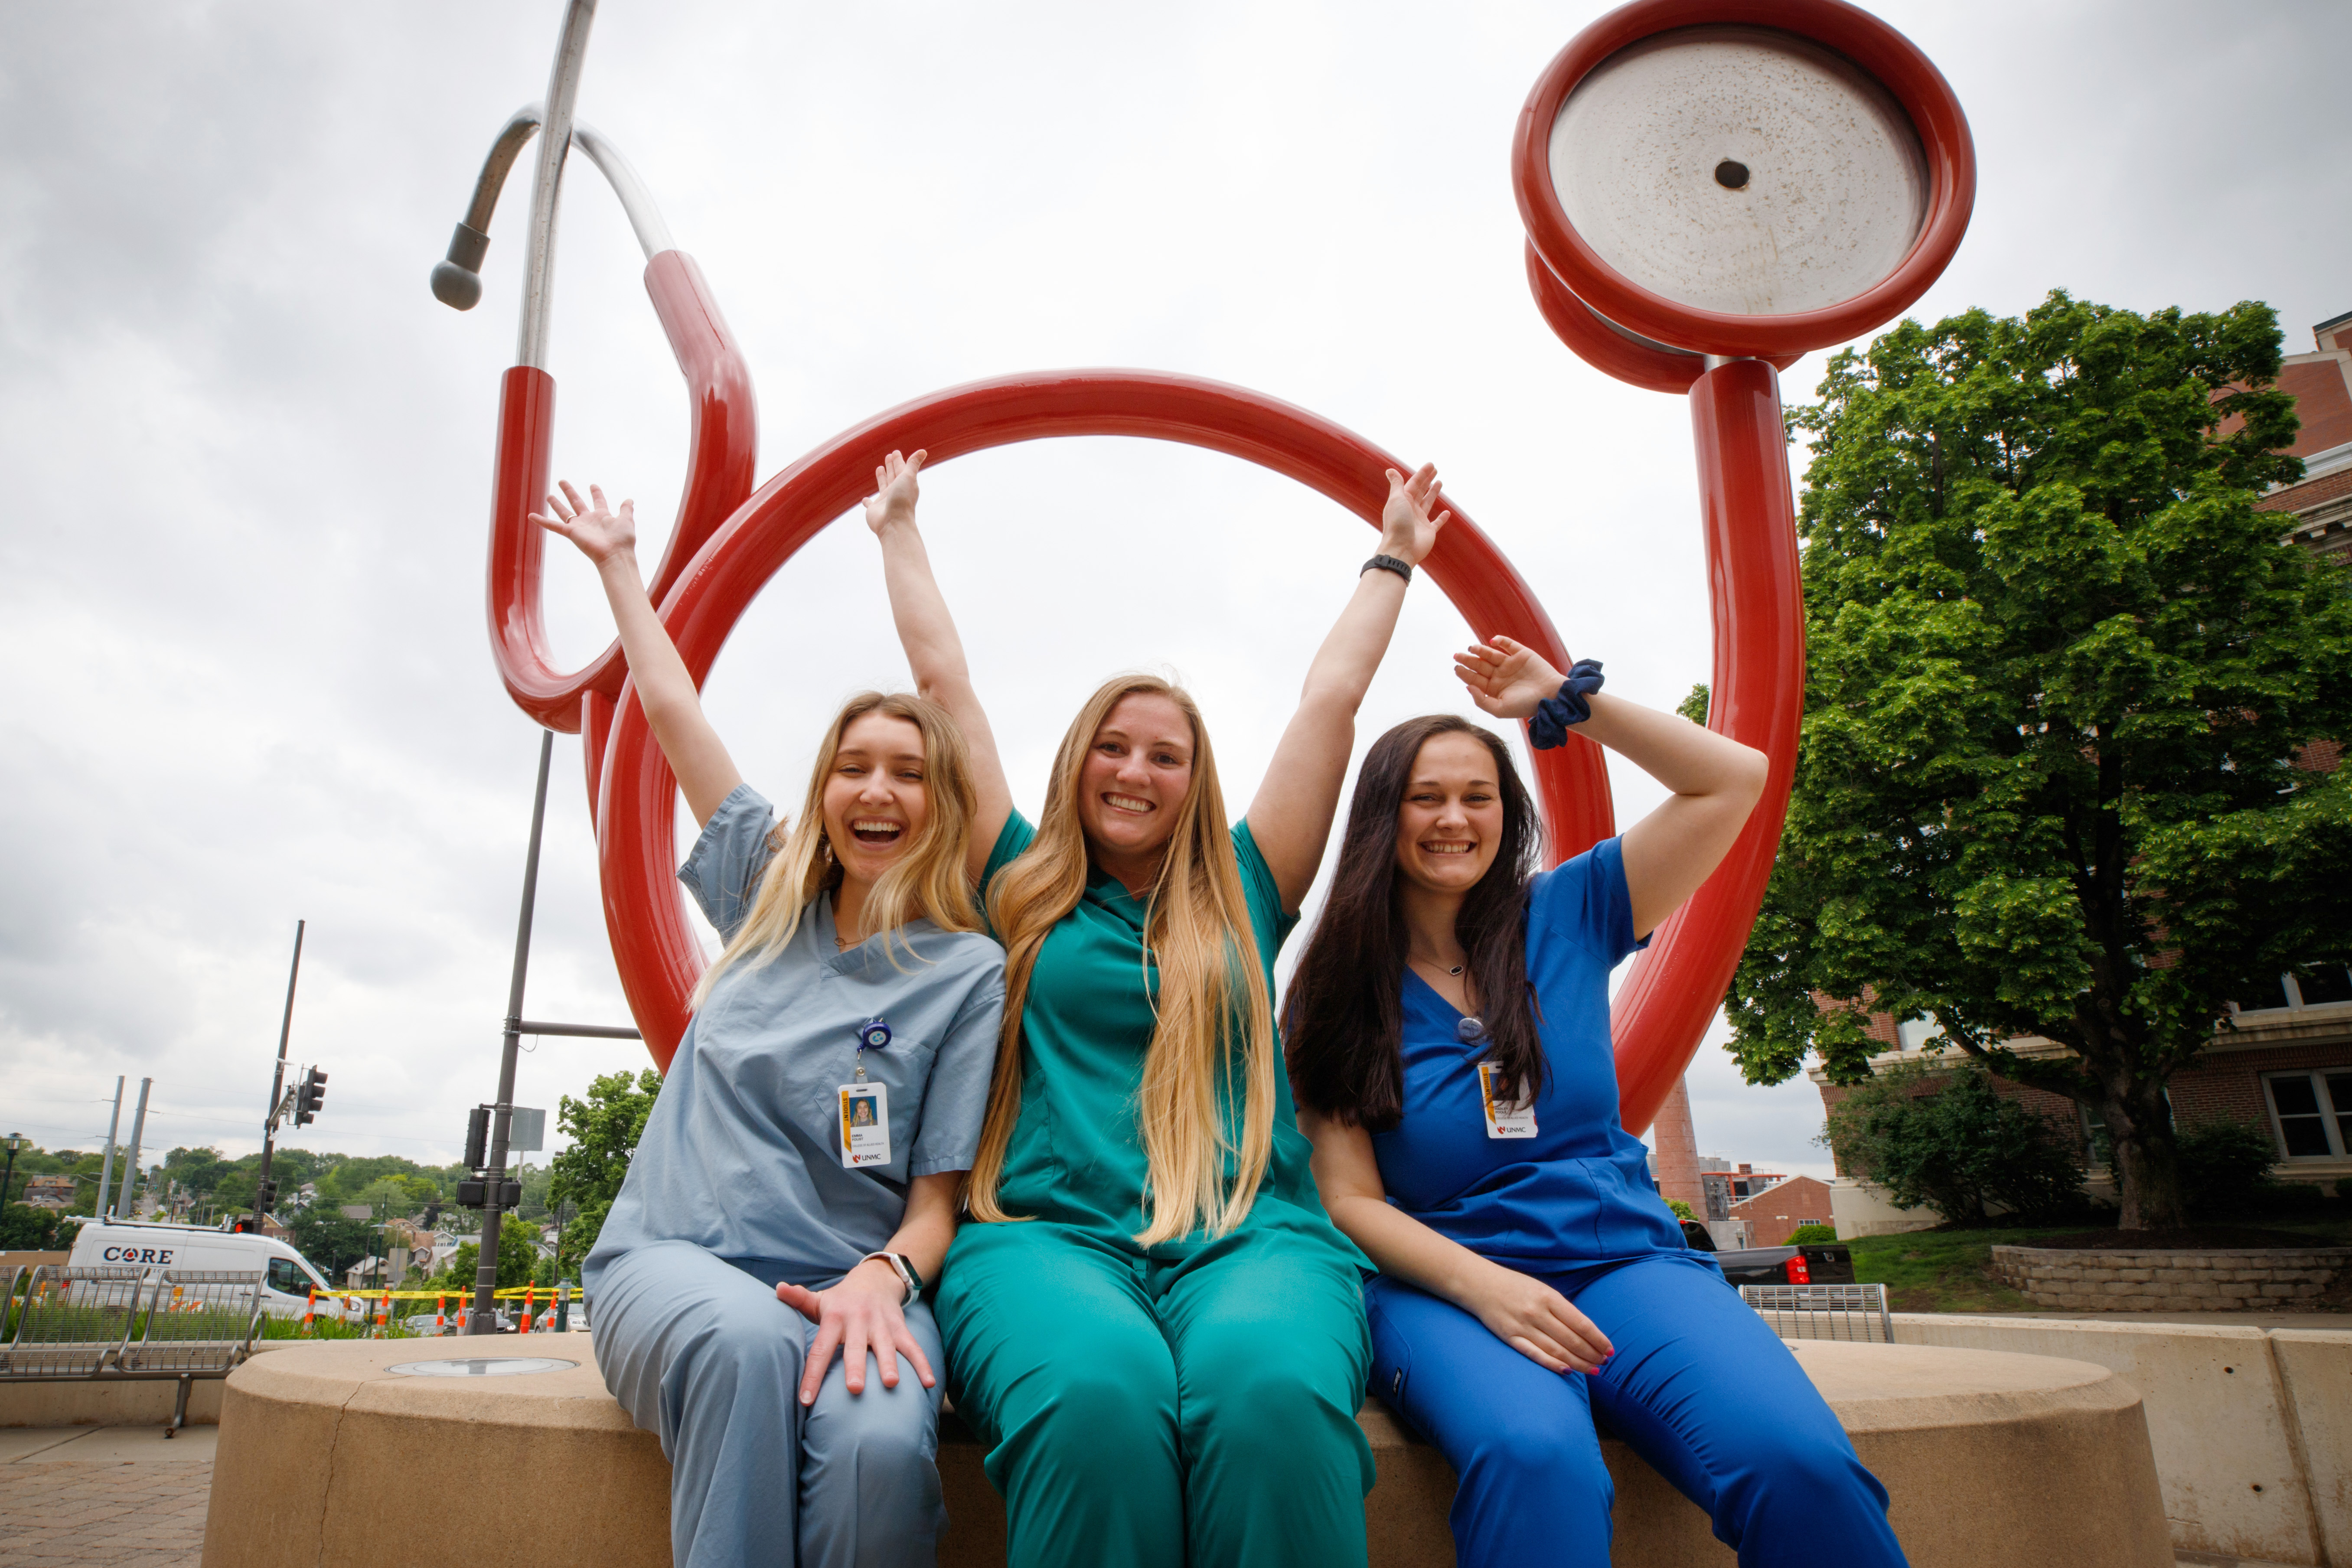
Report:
1527,660,1606,750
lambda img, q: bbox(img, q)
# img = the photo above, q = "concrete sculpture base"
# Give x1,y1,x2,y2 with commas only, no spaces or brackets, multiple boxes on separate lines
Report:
202,1332,2172,1568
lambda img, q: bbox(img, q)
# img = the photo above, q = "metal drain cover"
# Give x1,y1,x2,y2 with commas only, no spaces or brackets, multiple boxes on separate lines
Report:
386,1356,578,1378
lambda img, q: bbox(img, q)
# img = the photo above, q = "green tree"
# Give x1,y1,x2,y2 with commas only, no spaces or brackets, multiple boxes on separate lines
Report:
1729,292,2352,1229
1821,1064,2088,1226
425,1223,538,1293
287,1207,375,1282
548,1069,661,1277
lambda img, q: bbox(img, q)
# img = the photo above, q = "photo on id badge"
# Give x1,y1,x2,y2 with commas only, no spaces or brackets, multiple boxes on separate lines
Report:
1478,1062,1536,1139
839,1082,891,1167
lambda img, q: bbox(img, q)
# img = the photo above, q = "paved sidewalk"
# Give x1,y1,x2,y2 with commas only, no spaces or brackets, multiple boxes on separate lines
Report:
1,1428,213,1567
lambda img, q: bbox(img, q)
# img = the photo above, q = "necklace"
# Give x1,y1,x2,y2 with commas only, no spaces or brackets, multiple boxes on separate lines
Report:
1411,952,1466,977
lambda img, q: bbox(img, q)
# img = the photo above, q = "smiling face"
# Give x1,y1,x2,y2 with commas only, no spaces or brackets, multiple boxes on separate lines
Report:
1392,731,1506,897
1076,691,1196,865
819,710,932,888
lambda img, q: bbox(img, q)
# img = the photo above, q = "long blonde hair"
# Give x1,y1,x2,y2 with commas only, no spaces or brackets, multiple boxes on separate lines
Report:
690,691,982,1008
967,675,1275,1246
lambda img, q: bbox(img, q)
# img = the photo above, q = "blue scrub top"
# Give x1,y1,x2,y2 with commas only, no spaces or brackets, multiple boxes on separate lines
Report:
586,785,1007,1294
1369,836,1690,1271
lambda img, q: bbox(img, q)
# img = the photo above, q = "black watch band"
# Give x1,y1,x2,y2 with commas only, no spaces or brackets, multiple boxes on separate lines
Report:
1362,554,1413,583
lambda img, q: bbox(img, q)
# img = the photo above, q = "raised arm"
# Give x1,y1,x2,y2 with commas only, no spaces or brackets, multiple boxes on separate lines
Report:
1244,465,1450,910
532,481,743,827
1455,637,1767,937
864,451,1012,882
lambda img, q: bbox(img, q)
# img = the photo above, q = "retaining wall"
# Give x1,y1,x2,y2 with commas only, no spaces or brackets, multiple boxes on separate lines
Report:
1989,1245,2352,1314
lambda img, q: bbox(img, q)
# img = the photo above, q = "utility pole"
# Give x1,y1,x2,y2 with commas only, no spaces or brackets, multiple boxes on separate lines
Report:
472,730,552,1334
253,922,307,1230
0,1134,23,1212
93,1077,123,1220
118,1079,153,1220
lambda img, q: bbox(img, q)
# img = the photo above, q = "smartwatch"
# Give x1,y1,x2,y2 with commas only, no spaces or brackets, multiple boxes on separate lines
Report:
863,1250,924,1304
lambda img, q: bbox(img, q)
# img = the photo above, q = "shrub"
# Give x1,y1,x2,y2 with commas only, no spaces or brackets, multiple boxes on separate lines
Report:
1665,1198,1698,1223
2175,1121,2276,1215
1822,1063,2086,1226
1788,1223,1838,1245
2241,1182,2327,1215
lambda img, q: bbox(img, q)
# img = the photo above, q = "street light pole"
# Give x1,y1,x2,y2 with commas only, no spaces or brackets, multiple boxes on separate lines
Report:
253,922,307,1229
471,729,554,1335
0,1135,23,1213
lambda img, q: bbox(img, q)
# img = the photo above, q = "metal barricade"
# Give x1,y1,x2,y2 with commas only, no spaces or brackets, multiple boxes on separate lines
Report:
1739,1282,1895,1343
0,1265,265,1434
0,1266,151,1377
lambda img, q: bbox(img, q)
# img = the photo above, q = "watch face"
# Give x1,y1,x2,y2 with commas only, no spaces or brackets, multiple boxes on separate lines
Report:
1548,24,1927,320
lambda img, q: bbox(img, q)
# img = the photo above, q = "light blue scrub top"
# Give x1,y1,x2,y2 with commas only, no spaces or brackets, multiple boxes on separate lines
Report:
1369,836,1693,1271
585,784,1007,1294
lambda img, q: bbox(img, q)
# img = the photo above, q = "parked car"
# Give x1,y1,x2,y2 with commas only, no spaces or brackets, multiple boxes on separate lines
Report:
1678,1220,1856,1286
67,1220,355,1320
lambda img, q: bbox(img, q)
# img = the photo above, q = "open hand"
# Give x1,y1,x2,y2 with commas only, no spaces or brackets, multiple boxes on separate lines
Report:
1454,635,1567,721
530,480,636,567
776,1261,936,1404
862,449,926,535
1379,463,1452,566
1463,1259,1614,1375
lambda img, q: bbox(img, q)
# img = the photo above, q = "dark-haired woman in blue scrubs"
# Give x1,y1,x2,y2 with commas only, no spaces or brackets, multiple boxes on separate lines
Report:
1285,637,1909,1568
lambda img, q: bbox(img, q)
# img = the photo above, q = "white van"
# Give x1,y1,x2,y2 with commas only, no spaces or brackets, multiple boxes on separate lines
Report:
67,1221,354,1321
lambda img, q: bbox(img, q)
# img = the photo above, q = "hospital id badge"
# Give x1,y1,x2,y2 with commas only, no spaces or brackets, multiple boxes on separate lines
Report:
1478,1063,1537,1139
838,1082,891,1168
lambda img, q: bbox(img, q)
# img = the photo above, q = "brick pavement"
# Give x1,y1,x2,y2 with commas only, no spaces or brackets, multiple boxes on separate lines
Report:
0,1460,209,1567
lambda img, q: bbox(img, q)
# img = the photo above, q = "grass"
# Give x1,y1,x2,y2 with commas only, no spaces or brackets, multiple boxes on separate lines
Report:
1846,1209,2352,1314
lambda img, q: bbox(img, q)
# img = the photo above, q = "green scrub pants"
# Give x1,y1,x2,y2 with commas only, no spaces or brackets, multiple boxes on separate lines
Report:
936,1221,1373,1568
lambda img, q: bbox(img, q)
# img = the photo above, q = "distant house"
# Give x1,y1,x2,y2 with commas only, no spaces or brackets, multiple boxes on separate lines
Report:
19,1176,76,1210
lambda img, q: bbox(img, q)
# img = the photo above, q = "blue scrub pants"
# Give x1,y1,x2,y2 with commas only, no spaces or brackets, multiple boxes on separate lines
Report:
593,1241,949,1568
1366,1254,1907,1568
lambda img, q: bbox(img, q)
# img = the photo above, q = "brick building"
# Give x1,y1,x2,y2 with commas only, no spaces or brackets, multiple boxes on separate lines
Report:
1815,313,2352,1234
1726,1174,1835,1249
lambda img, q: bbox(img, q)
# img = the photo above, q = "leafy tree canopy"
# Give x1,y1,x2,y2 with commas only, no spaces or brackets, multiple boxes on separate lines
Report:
1729,291,2352,1227
548,1069,661,1277
1820,1064,2088,1226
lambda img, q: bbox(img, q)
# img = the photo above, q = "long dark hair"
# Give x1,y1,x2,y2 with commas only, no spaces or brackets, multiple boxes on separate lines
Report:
1284,715,1543,1130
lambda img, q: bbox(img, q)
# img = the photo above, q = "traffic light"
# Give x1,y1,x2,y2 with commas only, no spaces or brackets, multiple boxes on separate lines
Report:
453,1178,521,1210
463,1106,489,1171
294,1067,329,1125
253,1178,279,1214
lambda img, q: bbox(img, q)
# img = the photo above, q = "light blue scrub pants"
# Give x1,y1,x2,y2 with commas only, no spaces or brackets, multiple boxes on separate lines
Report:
1366,1254,1908,1568
593,1241,948,1568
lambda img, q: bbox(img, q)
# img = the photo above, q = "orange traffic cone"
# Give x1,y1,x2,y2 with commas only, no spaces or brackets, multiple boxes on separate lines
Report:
301,1291,316,1337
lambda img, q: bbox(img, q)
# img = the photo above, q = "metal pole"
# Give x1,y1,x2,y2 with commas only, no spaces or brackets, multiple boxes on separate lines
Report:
515,0,598,370
472,729,554,1334
120,1079,153,1220
0,1139,19,1212
94,1077,124,1220
254,921,307,1229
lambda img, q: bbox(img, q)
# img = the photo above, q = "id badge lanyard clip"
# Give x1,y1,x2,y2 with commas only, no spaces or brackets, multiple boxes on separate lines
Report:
839,1018,893,1168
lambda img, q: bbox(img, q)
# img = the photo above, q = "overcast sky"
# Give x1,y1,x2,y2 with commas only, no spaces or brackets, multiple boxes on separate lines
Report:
5,1,2348,1188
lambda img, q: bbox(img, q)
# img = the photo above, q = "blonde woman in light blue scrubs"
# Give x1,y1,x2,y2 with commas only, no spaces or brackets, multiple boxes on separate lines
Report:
535,480,1006,1568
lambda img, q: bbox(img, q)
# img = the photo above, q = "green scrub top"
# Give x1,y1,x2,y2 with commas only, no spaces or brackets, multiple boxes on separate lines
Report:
980,811,1370,1274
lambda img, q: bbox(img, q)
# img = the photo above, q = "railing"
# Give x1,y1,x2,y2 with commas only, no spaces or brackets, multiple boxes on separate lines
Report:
1740,1282,1896,1343
0,1264,265,1433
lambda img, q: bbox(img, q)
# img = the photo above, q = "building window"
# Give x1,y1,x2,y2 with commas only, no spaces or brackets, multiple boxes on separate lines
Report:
2262,1070,2352,1160
2288,968,2352,1008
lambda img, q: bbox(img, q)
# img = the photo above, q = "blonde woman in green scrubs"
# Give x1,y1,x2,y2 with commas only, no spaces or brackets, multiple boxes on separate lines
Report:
866,448,1446,1568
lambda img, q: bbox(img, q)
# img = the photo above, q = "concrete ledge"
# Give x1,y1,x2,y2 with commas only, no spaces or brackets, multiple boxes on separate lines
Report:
204,1334,2170,1568
0,1340,293,1429
1893,1315,2348,1567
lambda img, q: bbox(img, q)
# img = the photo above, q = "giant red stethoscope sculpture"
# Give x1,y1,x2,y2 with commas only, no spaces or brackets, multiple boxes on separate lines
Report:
437,0,1970,1135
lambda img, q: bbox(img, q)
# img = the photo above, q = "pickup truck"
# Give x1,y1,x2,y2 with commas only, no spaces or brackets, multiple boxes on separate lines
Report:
1678,1221,1856,1287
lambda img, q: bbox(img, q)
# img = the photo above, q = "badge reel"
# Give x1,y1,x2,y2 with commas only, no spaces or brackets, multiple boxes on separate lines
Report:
1460,1015,1537,1139
839,1018,893,1169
